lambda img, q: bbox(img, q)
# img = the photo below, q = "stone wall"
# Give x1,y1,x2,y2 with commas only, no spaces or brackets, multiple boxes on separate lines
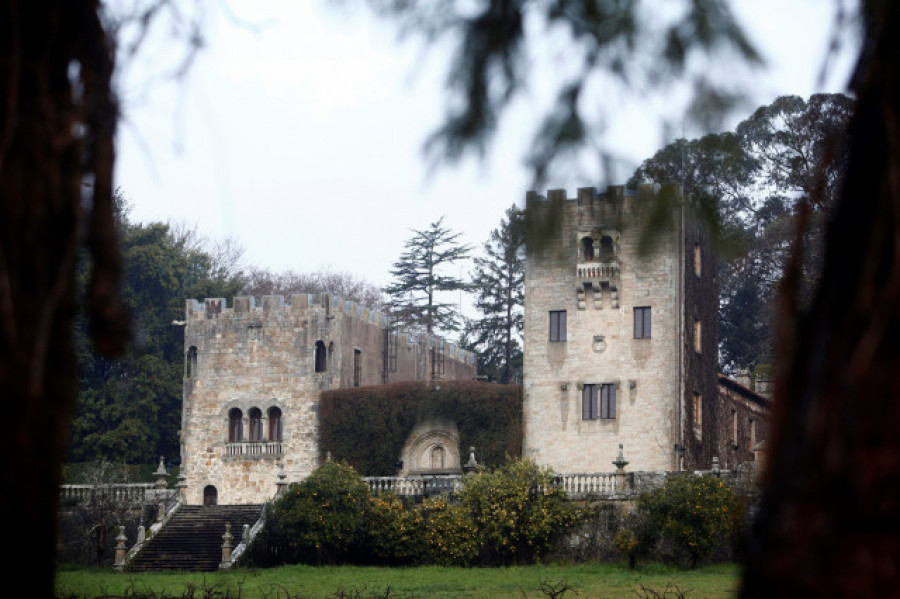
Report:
181,294,476,505
715,375,770,470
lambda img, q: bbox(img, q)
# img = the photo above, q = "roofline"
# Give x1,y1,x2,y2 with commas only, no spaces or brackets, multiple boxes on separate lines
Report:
717,373,770,408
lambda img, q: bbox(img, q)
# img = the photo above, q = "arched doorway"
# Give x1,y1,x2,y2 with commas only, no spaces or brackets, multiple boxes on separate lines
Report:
203,485,218,506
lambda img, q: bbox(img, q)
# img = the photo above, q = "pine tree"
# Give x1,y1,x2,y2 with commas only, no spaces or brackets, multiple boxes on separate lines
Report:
467,206,525,384
384,217,471,335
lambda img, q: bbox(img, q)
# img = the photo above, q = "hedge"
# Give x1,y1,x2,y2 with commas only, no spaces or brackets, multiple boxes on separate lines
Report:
319,380,522,475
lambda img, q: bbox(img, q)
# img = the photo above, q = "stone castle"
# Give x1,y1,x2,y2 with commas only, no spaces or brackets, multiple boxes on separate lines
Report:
179,294,476,505
179,185,768,505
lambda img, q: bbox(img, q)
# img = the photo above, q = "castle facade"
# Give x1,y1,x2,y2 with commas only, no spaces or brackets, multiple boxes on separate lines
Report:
179,294,475,505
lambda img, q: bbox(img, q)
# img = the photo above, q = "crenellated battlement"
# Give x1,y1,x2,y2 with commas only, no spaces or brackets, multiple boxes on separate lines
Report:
185,294,475,365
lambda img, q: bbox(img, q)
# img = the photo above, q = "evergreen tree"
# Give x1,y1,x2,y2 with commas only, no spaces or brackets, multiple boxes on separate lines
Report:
466,206,525,384
384,217,471,336
70,200,245,464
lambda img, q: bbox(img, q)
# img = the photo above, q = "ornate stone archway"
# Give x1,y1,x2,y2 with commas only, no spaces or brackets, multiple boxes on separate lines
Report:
398,419,461,475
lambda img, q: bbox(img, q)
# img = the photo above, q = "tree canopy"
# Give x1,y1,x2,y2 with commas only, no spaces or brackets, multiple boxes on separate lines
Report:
465,205,525,383
384,216,471,336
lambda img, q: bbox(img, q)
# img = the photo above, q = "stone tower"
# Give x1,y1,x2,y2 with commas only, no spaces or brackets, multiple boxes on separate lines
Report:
180,294,476,505
522,186,718,473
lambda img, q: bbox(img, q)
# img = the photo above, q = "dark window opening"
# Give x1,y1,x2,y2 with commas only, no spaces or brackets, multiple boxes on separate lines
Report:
581,236,594,261
315,340,327,372
549,310,567,342
203,485,217,506
634,307,651,338
268,407,283,442
186,346,198,378
354,349,362,387
249,408,262,442
228,408,243,442
599,235,615,261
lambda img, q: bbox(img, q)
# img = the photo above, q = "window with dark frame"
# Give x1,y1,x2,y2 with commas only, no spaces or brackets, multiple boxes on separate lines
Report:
249,407,262,442
582,383,616,420
268,407,283,442
354,349,362,387
634,306,651,338
314,340,327,372
549,310,567,342
228,408,243,443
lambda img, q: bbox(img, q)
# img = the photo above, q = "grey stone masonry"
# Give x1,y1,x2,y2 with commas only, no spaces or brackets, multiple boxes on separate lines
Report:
522,186,718,474
180,293,476,505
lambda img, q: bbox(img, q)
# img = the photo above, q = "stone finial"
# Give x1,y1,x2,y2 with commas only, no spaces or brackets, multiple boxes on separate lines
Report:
154,456,168,489
276,462,288,497
711,456,721,474
242,524,250,544
114,526,128,572
326,451,332,462
220,523,233,567
612,444,629,472
157,502,165,522
463,447,479,475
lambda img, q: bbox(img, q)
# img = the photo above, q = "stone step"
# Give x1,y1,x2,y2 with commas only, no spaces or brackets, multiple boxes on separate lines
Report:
128,504,263,572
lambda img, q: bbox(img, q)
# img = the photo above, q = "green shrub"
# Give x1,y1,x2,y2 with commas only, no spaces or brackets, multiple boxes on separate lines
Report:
362,493,426,565
269,460,371,564
634,474,741,567
421,495,481,566
459,458,575,564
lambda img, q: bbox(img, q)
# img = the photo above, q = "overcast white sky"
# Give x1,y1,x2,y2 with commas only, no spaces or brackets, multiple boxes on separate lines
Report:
114,1,858,308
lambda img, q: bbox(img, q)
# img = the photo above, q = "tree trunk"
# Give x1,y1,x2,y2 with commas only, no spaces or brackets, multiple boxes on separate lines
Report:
741,4,900,596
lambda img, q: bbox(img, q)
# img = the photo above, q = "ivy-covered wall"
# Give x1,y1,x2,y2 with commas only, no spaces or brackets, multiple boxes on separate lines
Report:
319,381,522,476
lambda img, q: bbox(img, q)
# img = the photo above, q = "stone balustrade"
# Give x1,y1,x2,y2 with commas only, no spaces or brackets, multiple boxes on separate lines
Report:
576,261,620,282
553,472,623,497
59,483,174,507
363,475,463,497
225,441,283,457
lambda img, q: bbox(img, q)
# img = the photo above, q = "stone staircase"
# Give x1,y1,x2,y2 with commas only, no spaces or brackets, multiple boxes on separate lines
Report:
128,504,263,571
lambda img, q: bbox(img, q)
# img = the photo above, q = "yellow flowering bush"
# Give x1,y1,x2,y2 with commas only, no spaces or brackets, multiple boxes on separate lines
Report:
458,458,575,564
421,495,480,566
362,493,426,565
634,474,741,567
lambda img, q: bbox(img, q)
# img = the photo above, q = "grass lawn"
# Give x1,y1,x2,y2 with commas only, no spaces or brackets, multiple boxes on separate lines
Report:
55,562,740,598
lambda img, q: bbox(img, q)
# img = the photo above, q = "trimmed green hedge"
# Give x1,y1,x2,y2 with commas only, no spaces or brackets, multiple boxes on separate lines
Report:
319,380,522,475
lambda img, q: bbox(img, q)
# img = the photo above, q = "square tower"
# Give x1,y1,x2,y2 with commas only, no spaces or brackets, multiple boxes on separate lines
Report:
522,186,718,473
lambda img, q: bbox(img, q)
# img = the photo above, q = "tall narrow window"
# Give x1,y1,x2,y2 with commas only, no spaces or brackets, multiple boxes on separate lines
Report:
693,393,702,441
600,383,616,419
634,307,651,338
582,384,598,420
693,320,702,353
693,242,702,277
354,349,362,387
186,346,198,378
732,410,739,446
315,340,327,372
249,408,262,442
268,407,283,442
549,310,567,342
581,237,594,260
228,408,243,443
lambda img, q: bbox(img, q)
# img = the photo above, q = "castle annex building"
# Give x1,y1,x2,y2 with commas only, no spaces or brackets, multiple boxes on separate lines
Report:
180,294,475,505
523,186,720,472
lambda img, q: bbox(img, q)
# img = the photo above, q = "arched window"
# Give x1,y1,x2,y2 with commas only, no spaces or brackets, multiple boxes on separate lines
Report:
268,407,283,441
581,236,594,261
315,340,327,372
228,408,243,442
186,346,198,378
599,235,615,261
203,485,218,506
249,408,263,442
